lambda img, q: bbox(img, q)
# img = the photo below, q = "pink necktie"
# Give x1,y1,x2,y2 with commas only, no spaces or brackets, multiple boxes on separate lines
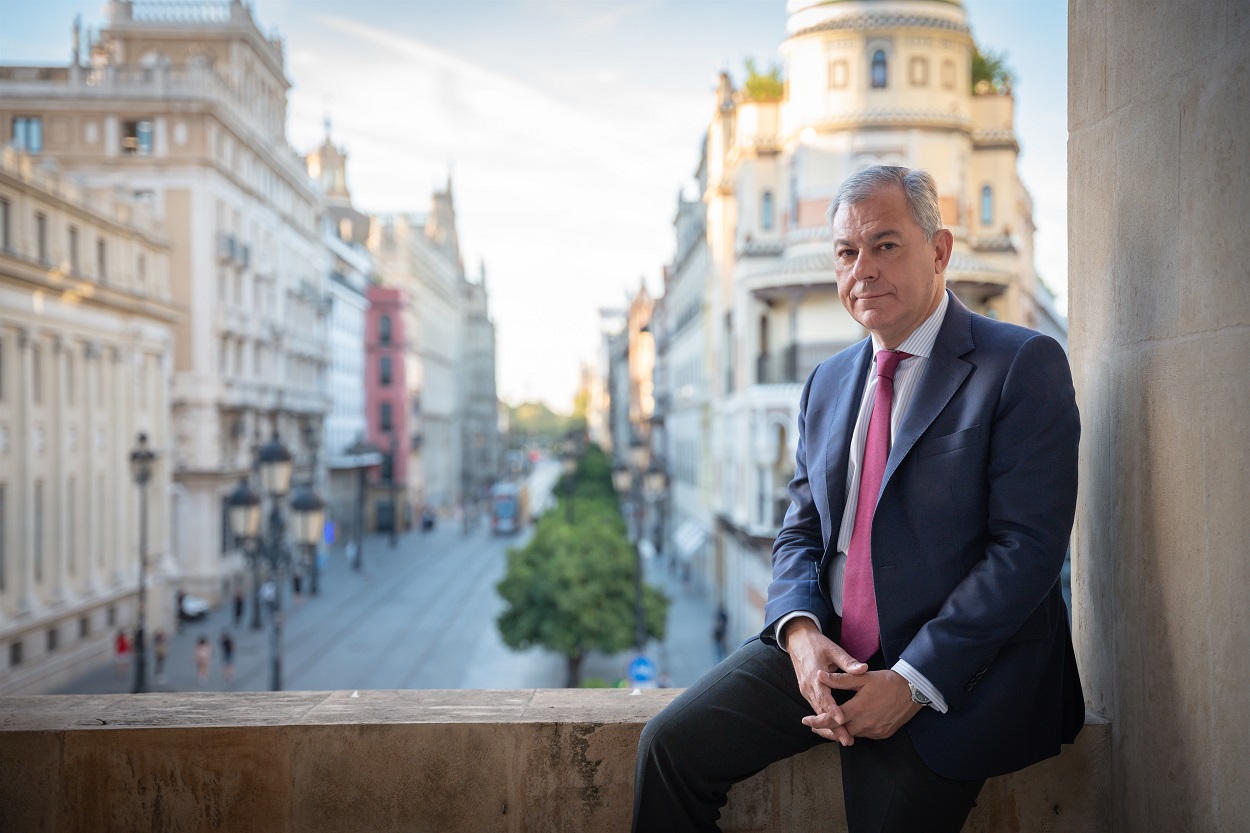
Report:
842,349,912,662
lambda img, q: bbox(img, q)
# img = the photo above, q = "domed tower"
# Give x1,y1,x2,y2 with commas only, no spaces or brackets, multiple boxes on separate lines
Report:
775,0,1032,321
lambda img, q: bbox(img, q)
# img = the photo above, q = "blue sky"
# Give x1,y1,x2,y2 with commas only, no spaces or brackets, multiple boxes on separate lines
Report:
0,0,1067,409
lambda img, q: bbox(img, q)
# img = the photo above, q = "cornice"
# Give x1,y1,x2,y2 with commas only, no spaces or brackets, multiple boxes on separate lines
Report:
790,12,970,39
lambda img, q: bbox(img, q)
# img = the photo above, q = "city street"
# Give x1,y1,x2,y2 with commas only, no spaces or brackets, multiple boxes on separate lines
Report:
56,463,725,695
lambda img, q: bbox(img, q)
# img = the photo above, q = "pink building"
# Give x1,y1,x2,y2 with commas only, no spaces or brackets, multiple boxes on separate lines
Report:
365,285,417,532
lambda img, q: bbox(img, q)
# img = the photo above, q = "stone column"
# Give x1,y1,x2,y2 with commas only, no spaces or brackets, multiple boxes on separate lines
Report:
82,342,101,592
1068,1,1249,830
13,329,35,615
48,335,66,603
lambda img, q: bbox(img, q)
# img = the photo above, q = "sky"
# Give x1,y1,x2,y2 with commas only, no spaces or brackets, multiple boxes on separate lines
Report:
0,0,1068,411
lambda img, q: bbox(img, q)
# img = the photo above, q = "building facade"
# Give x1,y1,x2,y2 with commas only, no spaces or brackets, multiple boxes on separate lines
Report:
0,147,178,694
0,0,331,604
363,285,413,534
305,126,379,544
459,263,500,508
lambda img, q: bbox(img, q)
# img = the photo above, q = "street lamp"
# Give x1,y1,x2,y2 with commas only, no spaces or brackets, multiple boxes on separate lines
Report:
129,433,156,694
290,483,326,596
228,476,261,634
645,456,668,558
345,434,379,572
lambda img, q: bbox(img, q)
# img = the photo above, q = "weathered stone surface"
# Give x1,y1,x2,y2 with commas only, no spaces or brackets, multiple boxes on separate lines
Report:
0,691,1110,832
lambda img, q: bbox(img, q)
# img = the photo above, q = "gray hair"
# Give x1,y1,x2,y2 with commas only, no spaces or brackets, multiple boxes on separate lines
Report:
825,165,943,241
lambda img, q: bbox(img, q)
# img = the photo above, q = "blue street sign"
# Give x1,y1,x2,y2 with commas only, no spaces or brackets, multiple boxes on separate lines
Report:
628,655,657,687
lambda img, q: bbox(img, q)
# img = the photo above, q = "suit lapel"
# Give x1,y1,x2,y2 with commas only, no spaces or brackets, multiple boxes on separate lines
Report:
825,339,873,538
883,294,975,489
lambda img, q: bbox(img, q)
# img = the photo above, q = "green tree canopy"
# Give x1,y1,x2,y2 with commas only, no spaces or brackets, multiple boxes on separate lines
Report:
971,46,1014,94
742,57,784,102
496,446,668,687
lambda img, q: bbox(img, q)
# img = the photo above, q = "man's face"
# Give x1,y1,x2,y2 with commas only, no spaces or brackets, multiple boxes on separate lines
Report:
831,185,952,349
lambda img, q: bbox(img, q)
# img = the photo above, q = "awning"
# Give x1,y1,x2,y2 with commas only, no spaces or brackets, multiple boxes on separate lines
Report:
674,520,709,558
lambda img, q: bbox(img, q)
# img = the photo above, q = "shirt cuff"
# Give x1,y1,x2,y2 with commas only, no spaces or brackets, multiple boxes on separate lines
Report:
892,659,949,714
774,612,821,652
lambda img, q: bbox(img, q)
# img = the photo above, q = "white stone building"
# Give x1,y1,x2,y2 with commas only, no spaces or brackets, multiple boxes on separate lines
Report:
305,127,378,543
0,147,178,694
0,0,330,604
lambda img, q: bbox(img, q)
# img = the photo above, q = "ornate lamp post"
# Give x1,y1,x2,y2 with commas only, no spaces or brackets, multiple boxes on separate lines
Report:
129,433,156,694
345,434,379,572
644,456,668,559
227,476,262,630
290,483,326,597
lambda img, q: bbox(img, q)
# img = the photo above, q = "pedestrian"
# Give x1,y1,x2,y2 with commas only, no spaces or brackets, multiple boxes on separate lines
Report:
292,571,303,607
153,630,168,683
175,589,186,632
193,635,212,686
219,629,235,683
114,629,131,678
634,166,1084,833
346,539,359,570
232,585,245,629
712,605,729,663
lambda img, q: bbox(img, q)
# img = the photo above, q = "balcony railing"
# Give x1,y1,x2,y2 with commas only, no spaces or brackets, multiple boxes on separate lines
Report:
755,341,849,385
0,690,1111,832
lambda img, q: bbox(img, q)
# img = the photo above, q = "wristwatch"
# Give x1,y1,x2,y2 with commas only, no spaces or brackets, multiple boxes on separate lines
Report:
907,681,933,708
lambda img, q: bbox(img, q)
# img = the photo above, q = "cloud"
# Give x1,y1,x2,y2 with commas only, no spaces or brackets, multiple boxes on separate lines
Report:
286,14,711,408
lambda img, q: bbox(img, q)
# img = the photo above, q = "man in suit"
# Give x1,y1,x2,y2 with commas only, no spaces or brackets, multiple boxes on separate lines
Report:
633,166,1084,833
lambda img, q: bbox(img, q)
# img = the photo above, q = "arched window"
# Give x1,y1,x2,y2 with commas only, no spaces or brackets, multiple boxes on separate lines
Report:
980,185,994,226
379,314,392,344
761,191,774,231
871,50,888,89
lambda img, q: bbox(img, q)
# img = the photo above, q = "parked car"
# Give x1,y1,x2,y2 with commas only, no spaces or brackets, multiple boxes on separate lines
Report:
177,592,210,622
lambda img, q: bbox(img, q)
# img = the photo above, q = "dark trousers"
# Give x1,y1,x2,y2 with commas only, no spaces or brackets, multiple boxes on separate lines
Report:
633,639,984,833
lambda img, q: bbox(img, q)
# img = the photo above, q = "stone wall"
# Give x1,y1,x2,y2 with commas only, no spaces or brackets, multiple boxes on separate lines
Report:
0,690,1108,832
1068,0,1250,830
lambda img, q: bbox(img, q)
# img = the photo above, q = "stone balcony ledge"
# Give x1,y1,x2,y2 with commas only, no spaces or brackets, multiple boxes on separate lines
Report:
0,689,1109,832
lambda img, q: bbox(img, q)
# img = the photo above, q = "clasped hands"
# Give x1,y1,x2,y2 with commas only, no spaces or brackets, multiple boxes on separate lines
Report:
782,618,922,746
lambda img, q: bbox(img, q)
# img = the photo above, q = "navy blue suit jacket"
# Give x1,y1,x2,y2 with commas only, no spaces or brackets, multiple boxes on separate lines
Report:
762,292,1085,780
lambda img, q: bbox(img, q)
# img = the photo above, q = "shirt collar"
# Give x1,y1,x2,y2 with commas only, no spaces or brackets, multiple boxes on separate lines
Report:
870,289,949,360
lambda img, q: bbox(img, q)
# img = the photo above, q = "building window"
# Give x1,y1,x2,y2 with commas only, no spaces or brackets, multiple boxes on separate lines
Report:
761,191,774,231
980,185,994,226
941,59,956,90
97,238,107,281
67,476,76,574
11,116,42,154
79,617,89,638
379,355,392,386
137,254,146,289
380,402,393,432
828,59,848,89
8,641,20,668
68,225,79,273
107,606,116,627
909,57,929,86
871,50,888,88
122,119,154,155
35,212,48,265
47,628,58,653
379,315,392,345
31,345,40,404
1,197,11,251
33,479,43,583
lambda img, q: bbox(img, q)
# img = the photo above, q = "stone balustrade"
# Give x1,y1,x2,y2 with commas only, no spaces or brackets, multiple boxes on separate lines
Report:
0,689,1109,832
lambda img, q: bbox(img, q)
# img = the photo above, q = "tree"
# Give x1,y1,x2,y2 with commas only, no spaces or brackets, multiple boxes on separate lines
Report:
971,46,1013,94
742,57,784,102
496,447,669,687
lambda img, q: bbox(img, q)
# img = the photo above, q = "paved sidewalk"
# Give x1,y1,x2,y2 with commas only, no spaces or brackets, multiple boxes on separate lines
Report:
54,529,427,695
